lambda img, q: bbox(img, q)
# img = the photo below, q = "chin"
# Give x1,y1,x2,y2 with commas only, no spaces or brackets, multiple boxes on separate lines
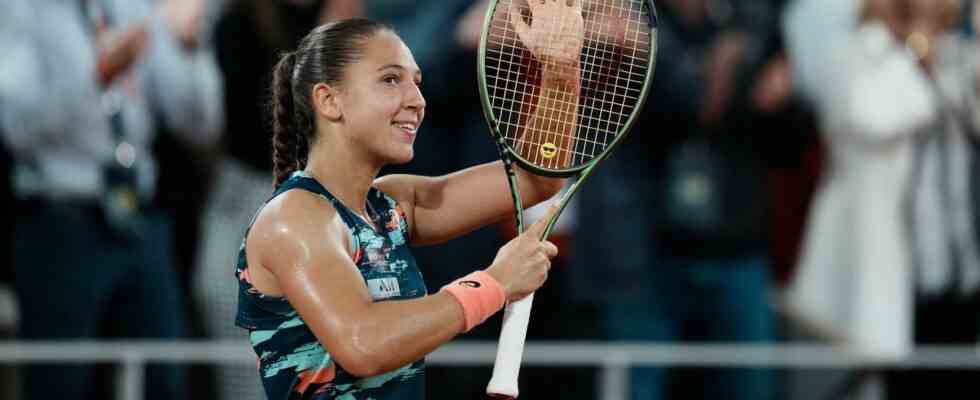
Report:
387,149,414,165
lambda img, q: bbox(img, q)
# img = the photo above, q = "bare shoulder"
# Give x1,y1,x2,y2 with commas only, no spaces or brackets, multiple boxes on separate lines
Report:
247,190,352,280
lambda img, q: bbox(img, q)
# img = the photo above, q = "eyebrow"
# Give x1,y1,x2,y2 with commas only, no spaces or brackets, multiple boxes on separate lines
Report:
377,64,422,77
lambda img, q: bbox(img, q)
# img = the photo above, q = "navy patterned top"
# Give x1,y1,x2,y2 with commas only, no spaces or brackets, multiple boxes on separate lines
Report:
236,172,427,399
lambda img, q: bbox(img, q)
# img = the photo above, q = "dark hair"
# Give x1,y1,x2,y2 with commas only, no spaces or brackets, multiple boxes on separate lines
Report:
270,18,391,188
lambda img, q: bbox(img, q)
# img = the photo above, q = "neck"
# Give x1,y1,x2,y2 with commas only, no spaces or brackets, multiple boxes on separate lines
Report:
303,134,382,218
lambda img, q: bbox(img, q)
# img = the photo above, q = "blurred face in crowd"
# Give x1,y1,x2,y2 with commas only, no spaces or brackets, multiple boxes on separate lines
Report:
321,30,426,166
863,0,911,39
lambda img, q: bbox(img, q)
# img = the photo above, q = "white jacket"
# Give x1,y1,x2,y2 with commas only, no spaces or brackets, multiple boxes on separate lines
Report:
784,21,938,359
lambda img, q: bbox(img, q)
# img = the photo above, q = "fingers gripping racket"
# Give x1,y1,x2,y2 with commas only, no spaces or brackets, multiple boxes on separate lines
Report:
477,0,659,398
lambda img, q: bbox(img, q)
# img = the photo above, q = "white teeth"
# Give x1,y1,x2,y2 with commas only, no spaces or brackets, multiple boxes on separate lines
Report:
395,123,416,132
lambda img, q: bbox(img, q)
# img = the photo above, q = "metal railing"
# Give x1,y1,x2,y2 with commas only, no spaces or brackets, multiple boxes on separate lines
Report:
3,341,980,400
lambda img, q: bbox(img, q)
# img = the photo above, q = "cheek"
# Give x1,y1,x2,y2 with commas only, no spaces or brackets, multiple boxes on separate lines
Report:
381,97,403,116
355,96,400,121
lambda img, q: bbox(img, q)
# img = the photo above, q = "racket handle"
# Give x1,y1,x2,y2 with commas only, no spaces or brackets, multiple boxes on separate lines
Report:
486,292,535,399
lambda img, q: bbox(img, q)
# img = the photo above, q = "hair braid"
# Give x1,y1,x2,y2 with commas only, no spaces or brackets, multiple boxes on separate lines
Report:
271,51,302,188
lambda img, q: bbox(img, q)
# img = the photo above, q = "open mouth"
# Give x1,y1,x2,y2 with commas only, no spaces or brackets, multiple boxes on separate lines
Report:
393,122,417,134
392,122,418,140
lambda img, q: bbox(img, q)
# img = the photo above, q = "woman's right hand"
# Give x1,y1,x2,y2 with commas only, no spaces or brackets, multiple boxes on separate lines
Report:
486,204,561,301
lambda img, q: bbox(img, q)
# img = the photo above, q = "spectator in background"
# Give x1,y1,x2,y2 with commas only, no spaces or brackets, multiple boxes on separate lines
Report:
571,0,795,399
784,0,979,398
0,1,223,399
785,0,927,362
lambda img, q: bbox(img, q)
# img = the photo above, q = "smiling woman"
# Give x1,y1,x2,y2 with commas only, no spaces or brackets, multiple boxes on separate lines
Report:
232,18,569,400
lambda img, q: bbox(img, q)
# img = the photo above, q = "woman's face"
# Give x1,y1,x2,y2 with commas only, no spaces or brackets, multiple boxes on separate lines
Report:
334,30,426,165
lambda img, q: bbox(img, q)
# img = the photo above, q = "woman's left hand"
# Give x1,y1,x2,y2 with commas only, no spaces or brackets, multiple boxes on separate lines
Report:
509,0,585,78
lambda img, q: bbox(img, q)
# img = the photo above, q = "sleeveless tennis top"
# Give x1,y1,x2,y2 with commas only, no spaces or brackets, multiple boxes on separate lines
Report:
236,171,427,400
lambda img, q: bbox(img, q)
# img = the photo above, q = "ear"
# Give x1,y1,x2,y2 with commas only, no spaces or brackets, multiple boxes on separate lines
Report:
312,82,343,122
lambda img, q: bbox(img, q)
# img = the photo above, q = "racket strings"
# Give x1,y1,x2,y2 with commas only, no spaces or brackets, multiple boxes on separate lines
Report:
578,0,648,163
485,0,652,170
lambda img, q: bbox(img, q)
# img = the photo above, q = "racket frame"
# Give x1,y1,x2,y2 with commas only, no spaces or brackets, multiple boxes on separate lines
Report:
477,0,659,237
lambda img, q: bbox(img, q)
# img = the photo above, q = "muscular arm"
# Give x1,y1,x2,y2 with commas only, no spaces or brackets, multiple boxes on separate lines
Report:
375,162,562,247
248,191,465,377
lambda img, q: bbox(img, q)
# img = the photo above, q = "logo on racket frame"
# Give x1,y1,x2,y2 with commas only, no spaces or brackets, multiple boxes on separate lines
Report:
539,143,558,159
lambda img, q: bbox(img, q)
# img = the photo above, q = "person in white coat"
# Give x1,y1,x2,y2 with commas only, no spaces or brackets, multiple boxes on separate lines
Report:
784,0,979,397
784,0,937,361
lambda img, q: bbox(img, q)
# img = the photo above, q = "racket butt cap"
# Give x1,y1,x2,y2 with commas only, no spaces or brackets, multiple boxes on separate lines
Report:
486,380,519,399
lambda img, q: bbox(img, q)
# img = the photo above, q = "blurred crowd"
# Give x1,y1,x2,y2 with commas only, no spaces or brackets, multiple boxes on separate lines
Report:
0,0,977,399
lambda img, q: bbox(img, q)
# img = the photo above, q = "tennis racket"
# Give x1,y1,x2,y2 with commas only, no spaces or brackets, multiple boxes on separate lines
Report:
477,0,658,398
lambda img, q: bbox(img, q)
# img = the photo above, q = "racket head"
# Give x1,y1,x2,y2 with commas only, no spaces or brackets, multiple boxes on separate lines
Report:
478,0,659,178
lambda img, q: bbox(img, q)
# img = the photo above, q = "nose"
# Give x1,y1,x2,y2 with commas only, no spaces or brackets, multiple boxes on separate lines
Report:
405,84,426,112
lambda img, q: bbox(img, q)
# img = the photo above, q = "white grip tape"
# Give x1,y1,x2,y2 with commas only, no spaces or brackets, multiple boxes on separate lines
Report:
486,292,535,398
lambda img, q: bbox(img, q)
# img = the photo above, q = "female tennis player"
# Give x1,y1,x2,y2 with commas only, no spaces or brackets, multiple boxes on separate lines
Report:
235,4,584,399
